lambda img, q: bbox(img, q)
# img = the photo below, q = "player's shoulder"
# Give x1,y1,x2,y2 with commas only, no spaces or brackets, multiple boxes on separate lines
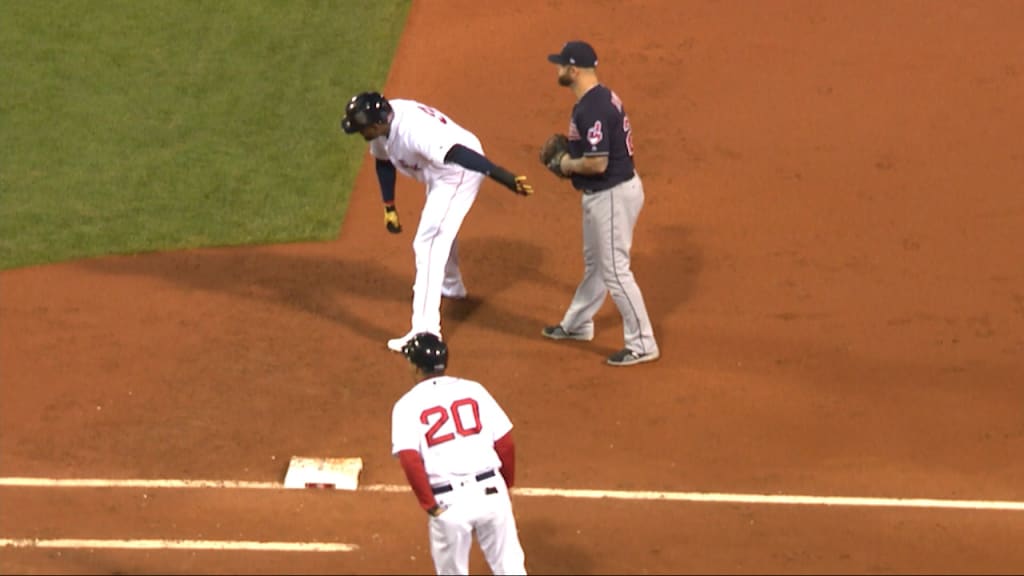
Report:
386,98,412,119
396,375,491,400
404,375,462,396
598,83,623,101
391,384,423,412
446,375,485,389
388,98,415,109
389,98,436,116
431,375,493,399
388,99,436,132
455,378,501,405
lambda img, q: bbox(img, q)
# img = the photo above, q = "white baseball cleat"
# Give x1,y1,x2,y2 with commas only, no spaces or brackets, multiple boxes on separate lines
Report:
387,335,412,352
388,330,440,353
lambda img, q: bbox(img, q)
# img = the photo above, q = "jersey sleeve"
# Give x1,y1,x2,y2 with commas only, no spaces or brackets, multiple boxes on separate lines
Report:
474,383,513,442
390,398,421,456
575,100,613,158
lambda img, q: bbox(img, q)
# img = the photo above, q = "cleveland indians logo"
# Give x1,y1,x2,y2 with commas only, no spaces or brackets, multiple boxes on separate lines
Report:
587,121,603,148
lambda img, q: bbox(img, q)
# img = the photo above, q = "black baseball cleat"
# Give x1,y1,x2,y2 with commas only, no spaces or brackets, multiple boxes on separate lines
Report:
541,325,594,342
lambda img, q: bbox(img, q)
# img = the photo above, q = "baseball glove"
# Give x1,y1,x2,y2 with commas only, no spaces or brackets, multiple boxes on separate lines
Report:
539,134,570,178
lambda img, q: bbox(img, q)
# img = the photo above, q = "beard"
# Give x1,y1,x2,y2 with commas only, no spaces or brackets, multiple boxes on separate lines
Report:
557,74,573,87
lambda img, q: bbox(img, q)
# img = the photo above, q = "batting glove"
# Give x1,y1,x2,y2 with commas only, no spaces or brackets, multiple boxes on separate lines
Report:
513,175,533,196
384,205,402,234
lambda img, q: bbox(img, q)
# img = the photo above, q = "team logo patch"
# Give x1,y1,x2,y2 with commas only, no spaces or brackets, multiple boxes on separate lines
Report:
587,121,603,147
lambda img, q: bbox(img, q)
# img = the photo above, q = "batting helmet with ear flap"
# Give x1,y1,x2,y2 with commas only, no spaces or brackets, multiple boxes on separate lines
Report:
402,332,448,373
341,91,392,134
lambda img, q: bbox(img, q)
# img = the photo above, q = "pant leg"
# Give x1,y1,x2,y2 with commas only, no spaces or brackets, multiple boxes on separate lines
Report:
411,172,482,336
428,507,474,576
473,485,527,575
441,239,467,298
602,176,658,354
560,193,609,333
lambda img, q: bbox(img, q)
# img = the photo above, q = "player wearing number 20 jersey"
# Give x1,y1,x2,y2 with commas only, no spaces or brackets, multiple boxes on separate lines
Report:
392,374,512,484
391,332,526,575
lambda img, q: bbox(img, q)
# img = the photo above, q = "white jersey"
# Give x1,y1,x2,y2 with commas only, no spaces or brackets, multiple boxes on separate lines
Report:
369,99,484,186
391,375,512,485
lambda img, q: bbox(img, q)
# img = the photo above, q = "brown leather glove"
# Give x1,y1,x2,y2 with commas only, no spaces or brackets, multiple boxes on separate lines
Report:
539,134,570,178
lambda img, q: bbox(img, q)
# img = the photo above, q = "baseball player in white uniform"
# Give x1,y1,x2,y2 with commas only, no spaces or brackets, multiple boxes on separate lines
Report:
391,332,527,575
341,92,533,352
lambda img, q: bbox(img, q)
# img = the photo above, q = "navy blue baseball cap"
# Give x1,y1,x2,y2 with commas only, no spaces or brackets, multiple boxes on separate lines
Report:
547,40,598,68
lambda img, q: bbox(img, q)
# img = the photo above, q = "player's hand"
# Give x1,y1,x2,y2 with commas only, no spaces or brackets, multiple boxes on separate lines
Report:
427,504,446,517
540,133,570,178
384,205,402,234
513,175,533,196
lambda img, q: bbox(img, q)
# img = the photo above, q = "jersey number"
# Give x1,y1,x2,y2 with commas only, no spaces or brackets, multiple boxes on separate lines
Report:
421,398,482,447
417,105,448,125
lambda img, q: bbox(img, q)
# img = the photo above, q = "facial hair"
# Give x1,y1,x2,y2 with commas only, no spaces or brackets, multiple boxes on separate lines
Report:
558,72,573,87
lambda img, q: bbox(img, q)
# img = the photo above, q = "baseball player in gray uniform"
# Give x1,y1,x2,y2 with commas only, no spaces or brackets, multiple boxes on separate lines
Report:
539,40,660,367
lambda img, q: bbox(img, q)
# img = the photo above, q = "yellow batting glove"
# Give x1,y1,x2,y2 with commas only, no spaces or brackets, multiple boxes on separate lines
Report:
384,205,402,234
514,176,533,196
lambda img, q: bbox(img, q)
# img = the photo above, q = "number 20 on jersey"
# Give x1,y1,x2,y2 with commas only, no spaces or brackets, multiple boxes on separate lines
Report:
420,398,481,447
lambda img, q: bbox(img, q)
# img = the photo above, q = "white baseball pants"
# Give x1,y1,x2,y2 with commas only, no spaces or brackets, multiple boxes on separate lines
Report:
428,474,526,575
409,170,483,337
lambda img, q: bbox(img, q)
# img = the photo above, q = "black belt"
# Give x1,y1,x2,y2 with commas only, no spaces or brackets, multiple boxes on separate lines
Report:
431,469,496,495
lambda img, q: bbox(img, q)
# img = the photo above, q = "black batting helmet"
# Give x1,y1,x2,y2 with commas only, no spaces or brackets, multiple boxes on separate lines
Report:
402,332,448,373
341,91,392,134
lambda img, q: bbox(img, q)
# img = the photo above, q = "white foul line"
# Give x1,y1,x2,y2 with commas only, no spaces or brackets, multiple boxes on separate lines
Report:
508,487,1024,511
3,477,1024,512
0,538,356,552
0,477,280,490
364,484,1024,511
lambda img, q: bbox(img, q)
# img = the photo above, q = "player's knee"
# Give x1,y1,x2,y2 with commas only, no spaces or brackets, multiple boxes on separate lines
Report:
602,270,632,287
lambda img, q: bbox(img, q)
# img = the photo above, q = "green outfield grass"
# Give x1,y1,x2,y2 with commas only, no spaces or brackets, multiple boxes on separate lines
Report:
0,0,410,270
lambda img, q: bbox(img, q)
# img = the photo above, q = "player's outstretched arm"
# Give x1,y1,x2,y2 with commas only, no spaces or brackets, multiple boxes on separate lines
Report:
444,144,533,196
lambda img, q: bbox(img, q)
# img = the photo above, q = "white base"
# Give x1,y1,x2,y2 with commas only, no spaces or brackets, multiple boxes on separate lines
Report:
283,456,363,490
